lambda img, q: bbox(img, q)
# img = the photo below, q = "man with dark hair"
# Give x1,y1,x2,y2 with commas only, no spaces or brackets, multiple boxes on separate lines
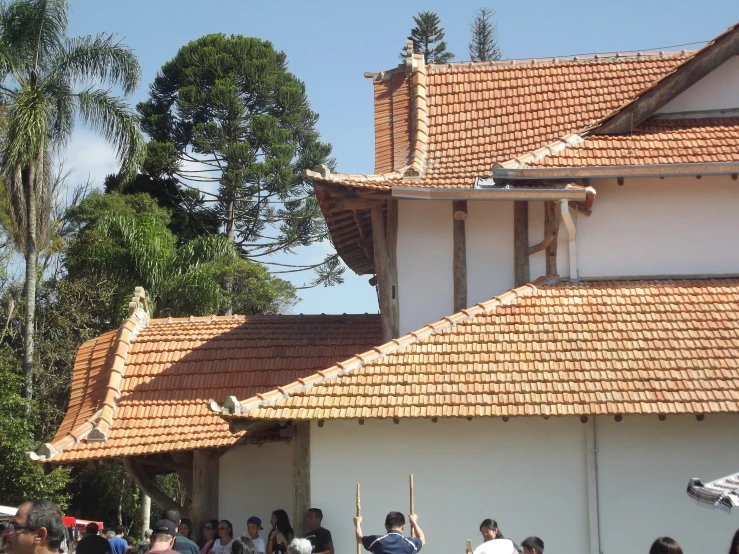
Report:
159,510,197,554
354,511,425,554
148,521,179,554
303,510,333,554
520,537,543,554
76,523,110,554
108,527,127,554
2,500,66,554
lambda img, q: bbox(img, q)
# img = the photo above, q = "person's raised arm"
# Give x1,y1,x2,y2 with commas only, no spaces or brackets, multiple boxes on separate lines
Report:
354,516,363,544
408,514,425,547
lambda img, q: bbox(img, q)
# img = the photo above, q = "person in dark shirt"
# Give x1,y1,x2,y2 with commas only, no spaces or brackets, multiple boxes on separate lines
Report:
302,510,332,554
355,512,425,554
77,524,111,554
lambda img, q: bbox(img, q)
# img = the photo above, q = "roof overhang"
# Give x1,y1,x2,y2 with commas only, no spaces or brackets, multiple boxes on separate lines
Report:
393,183,593,202
687,473,739,513
493,162,739,181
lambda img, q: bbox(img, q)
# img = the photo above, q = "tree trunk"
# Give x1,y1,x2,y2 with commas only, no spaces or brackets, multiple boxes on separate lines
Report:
224,198,235,316
140,493,151,539
22,163,38,403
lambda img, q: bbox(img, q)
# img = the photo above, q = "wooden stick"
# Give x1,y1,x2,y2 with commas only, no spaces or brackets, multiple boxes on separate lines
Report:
409,474,415,537
357,483,361,554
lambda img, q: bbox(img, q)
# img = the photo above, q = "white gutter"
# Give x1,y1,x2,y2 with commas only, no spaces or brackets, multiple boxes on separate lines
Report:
586,418,602,554
560,200,578,281
392,185,592,202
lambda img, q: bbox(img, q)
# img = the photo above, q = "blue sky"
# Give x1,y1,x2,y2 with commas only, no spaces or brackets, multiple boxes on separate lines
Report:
65,0,739,314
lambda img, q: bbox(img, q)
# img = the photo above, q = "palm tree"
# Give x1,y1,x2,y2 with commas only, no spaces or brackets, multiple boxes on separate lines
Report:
0,0,144,400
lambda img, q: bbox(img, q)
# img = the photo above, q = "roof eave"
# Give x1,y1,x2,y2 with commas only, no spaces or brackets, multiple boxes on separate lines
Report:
392,184,592,202
494,162,739,181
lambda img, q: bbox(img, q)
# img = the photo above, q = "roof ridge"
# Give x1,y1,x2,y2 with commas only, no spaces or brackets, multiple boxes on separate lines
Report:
148,312,379,325
426,49,696,71
215,275,558,418
29,289,152,461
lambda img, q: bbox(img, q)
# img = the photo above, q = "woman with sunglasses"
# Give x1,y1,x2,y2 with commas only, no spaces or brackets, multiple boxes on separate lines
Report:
201,520,220,554
211,521,235,554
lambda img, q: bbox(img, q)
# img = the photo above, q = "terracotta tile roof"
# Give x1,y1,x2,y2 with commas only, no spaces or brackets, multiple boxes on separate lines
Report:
225,277,739,420
319,52,693,191
35,313,382,462
507,117,739,169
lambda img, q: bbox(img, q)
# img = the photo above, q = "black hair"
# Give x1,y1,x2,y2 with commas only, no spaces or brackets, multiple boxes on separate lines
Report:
25,500,66,550
385,512,405,530
115,525,126,535
161,508,180,524
125,536,134,546
729,529,739,554
206,520,220,533
220,520,234,538
179,518,193,538
521,537,544,554
86,523,99,535
307,509,323,522
479,519,505,540
272,510,293,538
649,537,683,554
232,537,258,554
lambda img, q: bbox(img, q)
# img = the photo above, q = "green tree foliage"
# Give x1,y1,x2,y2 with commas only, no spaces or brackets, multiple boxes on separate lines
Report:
0,0,144,401
0,347,70,508
402,11,455,64
468,8,502,62
65,191,298,318
137,34,342,286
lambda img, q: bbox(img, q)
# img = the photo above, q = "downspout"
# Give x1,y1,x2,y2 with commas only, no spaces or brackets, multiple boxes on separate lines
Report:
560,199,579,281
585,418,602,554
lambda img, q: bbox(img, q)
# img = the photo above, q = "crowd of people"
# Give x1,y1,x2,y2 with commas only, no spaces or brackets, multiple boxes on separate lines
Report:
3,499,739,554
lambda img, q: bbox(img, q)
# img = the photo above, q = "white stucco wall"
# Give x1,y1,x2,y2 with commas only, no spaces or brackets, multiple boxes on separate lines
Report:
578,175,739,278
466,201,514,306
310,418,590,554
397,199,453,335
219,442,294,538
596,414,739,554
658,55,739,113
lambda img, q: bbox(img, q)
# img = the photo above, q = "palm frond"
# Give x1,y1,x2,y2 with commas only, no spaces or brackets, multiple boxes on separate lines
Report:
75,87,144,183
28,0,68,71
40,74,73,143
174,234,237,271
2,83,49,170
55,33,140,95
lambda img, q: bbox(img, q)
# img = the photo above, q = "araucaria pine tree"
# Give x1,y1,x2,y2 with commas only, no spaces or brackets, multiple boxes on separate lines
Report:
468,7,502,62
403,11,454,64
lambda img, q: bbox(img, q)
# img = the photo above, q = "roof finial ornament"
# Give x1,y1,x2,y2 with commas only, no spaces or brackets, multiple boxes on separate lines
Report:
405,39,417,76
318,164,331,179
128,287,148,316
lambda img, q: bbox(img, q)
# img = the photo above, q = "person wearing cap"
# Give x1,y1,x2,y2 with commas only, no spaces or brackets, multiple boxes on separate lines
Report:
159,510,198,554
149,521,179,554
245,519,265,554
354,512,425,554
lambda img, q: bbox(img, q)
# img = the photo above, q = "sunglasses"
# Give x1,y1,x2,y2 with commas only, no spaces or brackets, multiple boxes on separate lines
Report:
5,524,34,533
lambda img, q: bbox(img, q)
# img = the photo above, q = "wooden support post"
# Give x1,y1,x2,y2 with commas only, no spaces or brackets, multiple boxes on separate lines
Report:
513,201,530,287
191,449,219,545
293,421,311,538
453,201,468,312
544,201,560,276
371,201,400,342
122,458,186,516
356,484,361,554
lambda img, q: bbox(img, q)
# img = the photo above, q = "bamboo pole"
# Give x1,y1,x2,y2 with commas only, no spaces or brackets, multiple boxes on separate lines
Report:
357,483,361,554
409,475,415,537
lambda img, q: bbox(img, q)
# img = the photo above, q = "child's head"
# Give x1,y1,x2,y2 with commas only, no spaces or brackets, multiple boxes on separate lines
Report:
521,537,544,554
246,517,263,539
